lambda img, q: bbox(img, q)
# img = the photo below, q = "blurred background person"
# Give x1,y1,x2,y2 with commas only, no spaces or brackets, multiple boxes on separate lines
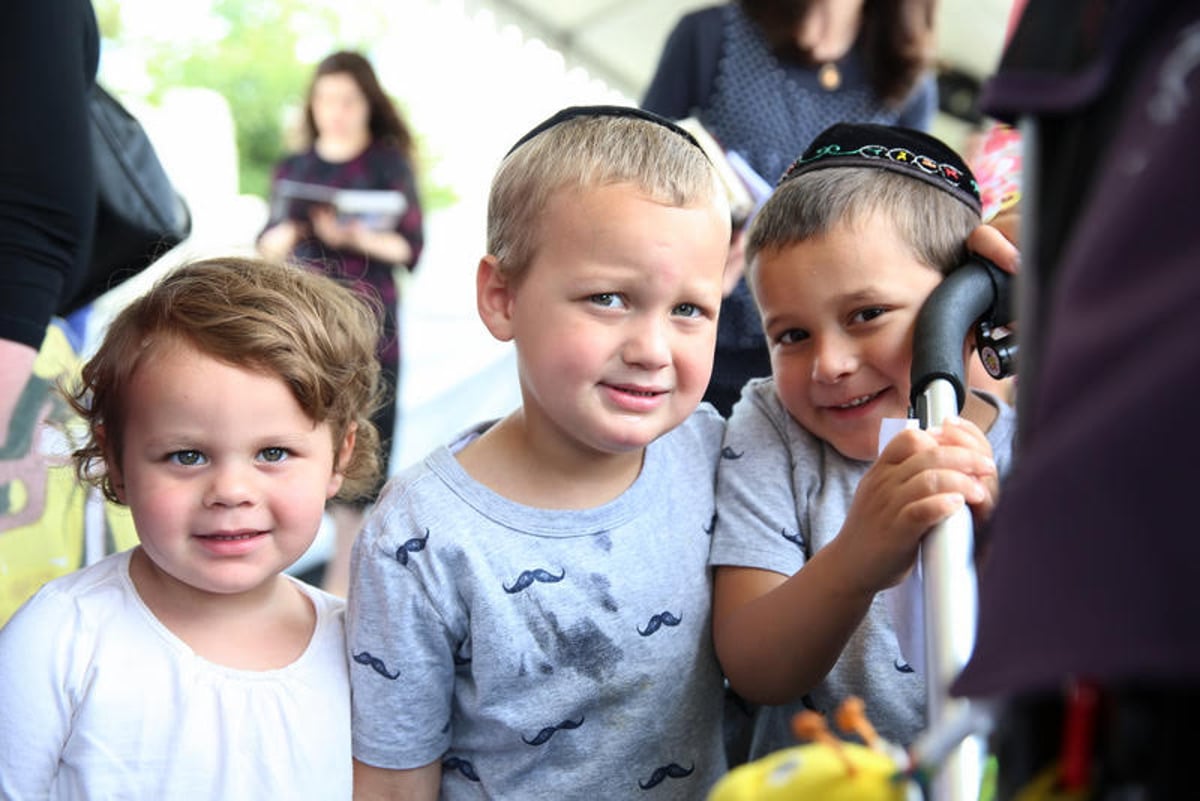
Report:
0,0,96,463
0,0,105,624
642,0,938,417
953,0,1200,796
258,50,424,597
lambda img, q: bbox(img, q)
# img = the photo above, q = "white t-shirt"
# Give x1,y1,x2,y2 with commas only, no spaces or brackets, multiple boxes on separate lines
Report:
0,549,351,800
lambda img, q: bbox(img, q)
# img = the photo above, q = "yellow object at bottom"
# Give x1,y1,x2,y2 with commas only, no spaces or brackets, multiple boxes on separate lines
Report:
709,741,911,801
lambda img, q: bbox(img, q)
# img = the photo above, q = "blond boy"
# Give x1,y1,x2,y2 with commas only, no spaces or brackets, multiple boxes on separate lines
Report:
348,107,734,800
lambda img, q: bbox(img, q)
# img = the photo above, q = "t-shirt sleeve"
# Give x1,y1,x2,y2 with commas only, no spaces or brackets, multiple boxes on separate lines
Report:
0,587,79,798
709,384,809,576
347,499,458,771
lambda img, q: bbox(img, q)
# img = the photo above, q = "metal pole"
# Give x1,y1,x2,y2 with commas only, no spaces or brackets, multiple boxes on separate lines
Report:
918,379,985,801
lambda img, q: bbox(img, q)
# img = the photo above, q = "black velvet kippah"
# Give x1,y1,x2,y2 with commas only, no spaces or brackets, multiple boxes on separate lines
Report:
505,105,706,158
779,123,981,214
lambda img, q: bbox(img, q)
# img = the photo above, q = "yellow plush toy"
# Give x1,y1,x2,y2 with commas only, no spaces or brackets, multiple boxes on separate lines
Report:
708,697,921,801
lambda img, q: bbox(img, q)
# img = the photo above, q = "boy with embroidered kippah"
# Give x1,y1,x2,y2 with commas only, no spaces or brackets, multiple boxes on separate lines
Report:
348,106,734,800
709,123,1017,758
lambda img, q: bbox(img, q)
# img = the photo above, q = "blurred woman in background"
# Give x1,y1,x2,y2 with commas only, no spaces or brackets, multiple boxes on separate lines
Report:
259,50,424,596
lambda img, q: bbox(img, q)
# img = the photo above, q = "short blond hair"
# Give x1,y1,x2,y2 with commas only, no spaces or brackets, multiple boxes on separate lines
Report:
68,256,384,503
487,112,728,281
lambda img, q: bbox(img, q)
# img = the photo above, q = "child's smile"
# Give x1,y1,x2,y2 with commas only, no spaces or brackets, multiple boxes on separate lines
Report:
754,210,944,461
485,182,728,464
111,339,349,601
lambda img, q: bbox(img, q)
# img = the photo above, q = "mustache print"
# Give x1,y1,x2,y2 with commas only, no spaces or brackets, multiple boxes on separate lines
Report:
503,567,565,594
394,528,430,566
894,658,914,674
639,762,694,789
704,512,717,535
522,716,584,746
780,528,807,552
352,651,400,680
442,756,480,782
637,611,682,637
720,446,743,460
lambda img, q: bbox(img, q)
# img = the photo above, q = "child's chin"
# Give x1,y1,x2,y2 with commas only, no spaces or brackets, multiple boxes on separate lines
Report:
828,434,879,463
600,418,680,453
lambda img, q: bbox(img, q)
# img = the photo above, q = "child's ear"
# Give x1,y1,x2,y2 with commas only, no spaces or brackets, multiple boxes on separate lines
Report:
97,425,128,504
327,423,357,499
476,255,516,342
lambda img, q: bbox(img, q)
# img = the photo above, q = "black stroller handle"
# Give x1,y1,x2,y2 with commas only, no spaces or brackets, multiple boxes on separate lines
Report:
908,255,1015,801
910,256,1015,414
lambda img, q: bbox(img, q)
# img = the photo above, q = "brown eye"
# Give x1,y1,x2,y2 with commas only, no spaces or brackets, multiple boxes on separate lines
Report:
777,329,809,345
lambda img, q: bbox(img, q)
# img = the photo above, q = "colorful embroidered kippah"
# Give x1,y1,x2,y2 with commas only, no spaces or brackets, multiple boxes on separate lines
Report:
505,105,706,158
779,123,982,214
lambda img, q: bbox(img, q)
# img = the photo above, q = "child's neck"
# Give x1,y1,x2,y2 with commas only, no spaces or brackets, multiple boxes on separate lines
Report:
456,413,645,509
129,547,316,671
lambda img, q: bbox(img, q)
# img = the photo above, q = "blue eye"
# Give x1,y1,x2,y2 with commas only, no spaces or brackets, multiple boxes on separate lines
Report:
259,447,289,463
169,450,205,466
589,293,625,309
673,302,702,318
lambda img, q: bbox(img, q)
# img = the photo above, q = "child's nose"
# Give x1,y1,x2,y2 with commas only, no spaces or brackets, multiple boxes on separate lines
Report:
623,316,671,369
810,335,857,383
203,463,256,508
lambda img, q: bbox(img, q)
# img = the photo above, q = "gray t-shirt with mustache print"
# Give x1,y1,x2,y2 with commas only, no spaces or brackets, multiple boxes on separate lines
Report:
348,407,728,800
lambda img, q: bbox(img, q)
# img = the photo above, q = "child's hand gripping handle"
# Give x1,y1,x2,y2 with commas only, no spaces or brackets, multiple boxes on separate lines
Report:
907,255,1013,801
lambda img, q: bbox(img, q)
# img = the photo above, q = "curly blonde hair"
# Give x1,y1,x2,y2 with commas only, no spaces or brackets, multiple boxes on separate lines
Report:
67,256,384,503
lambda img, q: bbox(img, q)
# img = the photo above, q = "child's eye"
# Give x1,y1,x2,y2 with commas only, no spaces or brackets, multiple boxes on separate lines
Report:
776,328,809,345
259,447,289,463
589,293,626,309
169,450,206,466
851,307,887,324
672,302,703,318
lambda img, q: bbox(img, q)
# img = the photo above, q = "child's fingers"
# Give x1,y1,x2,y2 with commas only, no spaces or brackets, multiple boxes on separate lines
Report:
903,464,990,506
927,416,989,450
898,491,970,532
876,427,940,464
967,222,1020,275
887,435,996,487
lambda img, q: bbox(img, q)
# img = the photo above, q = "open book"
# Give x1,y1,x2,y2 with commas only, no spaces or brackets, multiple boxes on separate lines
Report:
272,179,408,231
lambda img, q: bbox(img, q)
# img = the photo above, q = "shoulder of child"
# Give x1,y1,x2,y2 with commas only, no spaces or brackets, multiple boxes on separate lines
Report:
676,401,727,448
288,576,346,617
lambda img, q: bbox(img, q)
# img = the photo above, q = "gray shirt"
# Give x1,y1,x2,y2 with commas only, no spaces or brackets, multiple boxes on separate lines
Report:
348,408,728,800
710,377,1015,754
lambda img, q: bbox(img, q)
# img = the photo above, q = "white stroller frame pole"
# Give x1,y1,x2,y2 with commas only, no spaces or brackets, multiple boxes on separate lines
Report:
909,256,1014,801
916,378,987,801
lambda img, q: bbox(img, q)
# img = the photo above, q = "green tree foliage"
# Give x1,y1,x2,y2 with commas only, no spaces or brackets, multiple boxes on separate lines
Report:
142,0,319,198
94,0,454,208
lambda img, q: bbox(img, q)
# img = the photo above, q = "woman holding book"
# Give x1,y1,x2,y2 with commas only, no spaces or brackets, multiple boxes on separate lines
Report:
258,50,424,596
